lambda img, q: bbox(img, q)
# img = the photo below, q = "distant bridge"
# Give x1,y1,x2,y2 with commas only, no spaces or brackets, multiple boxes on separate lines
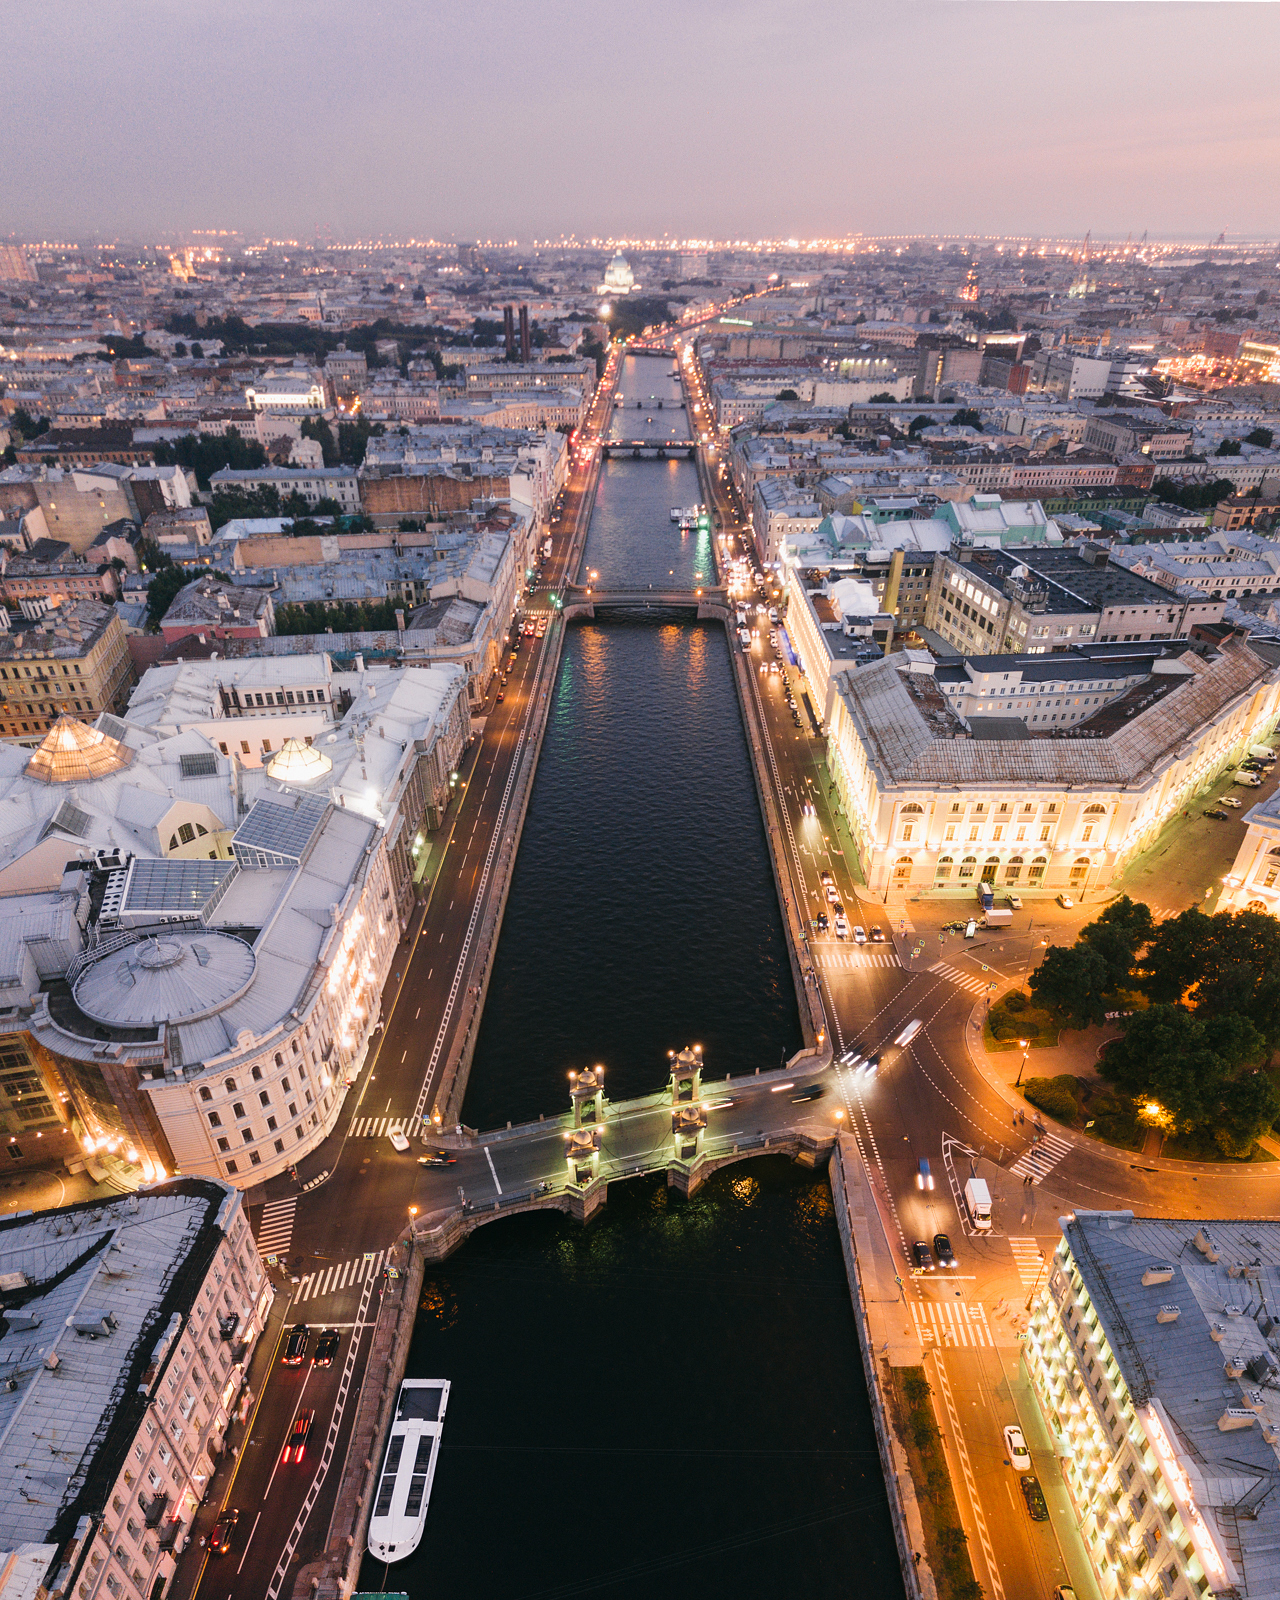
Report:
562,583,732,621
600,439,696,458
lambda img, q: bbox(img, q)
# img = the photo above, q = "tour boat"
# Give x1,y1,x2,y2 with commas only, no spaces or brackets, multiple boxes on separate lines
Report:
367,1379,451,1563
670,507,683,521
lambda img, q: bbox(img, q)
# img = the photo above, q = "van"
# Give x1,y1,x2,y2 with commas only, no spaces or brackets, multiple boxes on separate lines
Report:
964,918,977,939
1235,771,1263,787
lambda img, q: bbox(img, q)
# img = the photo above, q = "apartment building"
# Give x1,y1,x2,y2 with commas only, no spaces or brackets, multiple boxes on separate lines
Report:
1026,1210,1280,1600
208,465,360,513
0,602,133,742
0,1182,272,1600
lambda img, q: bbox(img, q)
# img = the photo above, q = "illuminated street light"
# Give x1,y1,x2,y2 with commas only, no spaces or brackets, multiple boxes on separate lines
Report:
1015,1039,1030,1088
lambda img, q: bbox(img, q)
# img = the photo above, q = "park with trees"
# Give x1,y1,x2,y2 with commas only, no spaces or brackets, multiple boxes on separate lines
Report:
987,898,1280,1159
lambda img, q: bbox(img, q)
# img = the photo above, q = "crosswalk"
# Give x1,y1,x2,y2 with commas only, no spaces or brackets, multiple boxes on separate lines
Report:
815,949,898,970
929,960,994,997
255,1197,296,1260
1008,1237,1048,1289
1009,1130,1073,1184
348,1115,422,1140
910,1298,992,1348
294,1251,390,1304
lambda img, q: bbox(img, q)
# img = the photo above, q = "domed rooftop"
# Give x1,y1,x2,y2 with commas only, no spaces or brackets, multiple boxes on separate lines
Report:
267,737,333,784
603,252,634,291
25,715,134,784
72,931,256,1029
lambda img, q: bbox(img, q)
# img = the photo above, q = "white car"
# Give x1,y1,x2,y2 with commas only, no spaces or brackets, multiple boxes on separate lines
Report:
1220,796,1243,808
1056,894,1074,908
1003,1424,1031,1471
852,925,867,945
834,913,850,940
388,1131,411,1153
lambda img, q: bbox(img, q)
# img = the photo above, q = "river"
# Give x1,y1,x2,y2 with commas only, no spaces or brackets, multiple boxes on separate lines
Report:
366,355,903,1599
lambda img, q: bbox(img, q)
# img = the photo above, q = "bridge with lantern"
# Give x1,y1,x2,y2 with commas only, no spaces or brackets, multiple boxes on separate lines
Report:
406,1044,835,1262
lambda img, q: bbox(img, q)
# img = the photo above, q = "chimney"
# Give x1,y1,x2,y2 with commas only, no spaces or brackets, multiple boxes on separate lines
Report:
519,305,531,364
504,306,515,359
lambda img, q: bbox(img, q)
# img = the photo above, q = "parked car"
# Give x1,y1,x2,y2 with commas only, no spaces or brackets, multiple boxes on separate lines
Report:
1020,1474,1049,1521
282,1324,309,1366
1003,1424,1031,1471
1006,894,1023,909
1203,808,1230,821
1220,796,1243,808
933,1233,957,1268
911,1240,935,1272
312,1329,340,1368
1056,894,1074,908
209,1508,240,1555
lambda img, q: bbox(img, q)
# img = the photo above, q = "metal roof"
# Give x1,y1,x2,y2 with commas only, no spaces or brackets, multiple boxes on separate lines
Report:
72,931,255,1027
120,857,235,919
232,793,328,867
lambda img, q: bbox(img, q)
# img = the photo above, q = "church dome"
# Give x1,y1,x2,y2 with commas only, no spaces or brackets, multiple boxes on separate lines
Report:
602,253,635,292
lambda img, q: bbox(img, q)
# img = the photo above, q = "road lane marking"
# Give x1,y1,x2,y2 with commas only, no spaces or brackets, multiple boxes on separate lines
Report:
1009,1134,1073,1185
484,1146,502,1194
261,1364,313,1503
254,1197,297,1258
932,1350,1004,1600
236,1511,262,1573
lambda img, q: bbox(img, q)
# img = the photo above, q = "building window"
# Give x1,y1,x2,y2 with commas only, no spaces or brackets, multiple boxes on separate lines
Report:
1070,857,1090,887
217,1137,230,1153
259,1090,271,1107
241,1129,253,1144
226,1159,238,1174
249,1151,261,1166
935,856,953,881
232,1101,245,1119
207,1112,222,1129
199,1087,212,1102
958,856,977,880
893,856,912,885
224,1078,236,1093
1005,857,1023,883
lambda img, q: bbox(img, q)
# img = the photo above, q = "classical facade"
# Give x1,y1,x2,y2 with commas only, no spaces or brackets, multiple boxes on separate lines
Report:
819,638,1280,897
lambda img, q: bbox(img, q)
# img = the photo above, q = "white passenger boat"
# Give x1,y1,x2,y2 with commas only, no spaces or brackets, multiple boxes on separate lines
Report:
670,507,683,521
367,1379,450,1563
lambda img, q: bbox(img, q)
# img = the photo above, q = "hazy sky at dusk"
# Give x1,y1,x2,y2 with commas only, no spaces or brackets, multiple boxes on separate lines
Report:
3,0,1277,242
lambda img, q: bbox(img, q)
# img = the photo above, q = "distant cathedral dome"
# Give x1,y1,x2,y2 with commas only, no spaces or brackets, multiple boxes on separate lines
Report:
601,253,636,294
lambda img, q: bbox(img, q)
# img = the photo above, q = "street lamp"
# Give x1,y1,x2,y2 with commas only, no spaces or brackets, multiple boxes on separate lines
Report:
1015,1039,1030,1088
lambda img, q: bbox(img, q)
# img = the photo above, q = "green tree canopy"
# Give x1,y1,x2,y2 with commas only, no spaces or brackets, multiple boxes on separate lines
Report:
150,427,266,490
1246,428,1274,448
1139,907,1280,1046
1078,896,1156,990
951,408,984,431
1100,1003,1272,1149
1029,943,1111,1028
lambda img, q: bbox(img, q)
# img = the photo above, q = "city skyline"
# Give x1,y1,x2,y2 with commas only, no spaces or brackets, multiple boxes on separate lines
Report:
3,0,1277,241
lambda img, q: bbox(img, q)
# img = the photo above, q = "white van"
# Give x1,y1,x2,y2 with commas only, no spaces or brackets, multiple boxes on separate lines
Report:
964,918,977,938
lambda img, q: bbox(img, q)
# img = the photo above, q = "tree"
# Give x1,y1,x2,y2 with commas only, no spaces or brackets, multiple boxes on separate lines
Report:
190,342,204,359
1139,907,1280,1046
1217,440,1242,457
208,485,281,532
1246,428,1274,448
1030,943,1111,1028
1079,896,1155,990
776,389,799,402
952,408,983,432
1100,1004,1272,1146
866,391,895,404
9,407,49,440
301,415,338,467
1152,477,1236,512
907,415,933,437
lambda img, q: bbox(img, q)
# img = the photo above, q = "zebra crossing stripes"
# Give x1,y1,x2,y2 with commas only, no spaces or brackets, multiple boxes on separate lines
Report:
1009,1131,1073,1183
1008,1237,1049,1289
910,1299,992,1348
816,950,898,970
929,960,992,997
294,1251,388,1303
255,1197,296,1259
348,1115,421,1140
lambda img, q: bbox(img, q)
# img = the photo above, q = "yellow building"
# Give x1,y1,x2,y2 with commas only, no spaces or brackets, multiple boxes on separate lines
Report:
0,600,133,742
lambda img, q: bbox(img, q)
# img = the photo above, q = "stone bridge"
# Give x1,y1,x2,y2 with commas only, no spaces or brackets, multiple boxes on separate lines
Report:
561,583,732,622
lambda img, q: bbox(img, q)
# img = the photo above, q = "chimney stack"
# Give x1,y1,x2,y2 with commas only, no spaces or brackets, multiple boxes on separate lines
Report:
519,304,531,364
503,305,515,359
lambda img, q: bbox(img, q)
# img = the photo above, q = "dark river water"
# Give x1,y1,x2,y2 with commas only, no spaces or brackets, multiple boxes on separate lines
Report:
366,355,903,1599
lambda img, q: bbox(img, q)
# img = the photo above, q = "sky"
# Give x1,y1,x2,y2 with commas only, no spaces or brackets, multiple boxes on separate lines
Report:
2,0,1278,243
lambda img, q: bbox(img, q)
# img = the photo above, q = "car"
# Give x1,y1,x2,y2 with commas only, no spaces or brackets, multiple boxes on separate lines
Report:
1006,894,1023,909
831,901,845,917
861,1054,881,1079
852,924,867,945
824,880,840,904
911,1240,935,1272
1053,1589,1077,1600
1220,795,1243,808
496,692,505,703
869,926,886,943
934,1233,957,1268
419,1150,457,1166
209,1508,240,1555
791,1083,825,1103
283,1410,315,1464
834,914,850,940
942,920,966,934
1056,894,1074,908
389,1130,411,1153
1003,1424,1031,1471
1020,1474,1049,1521
814,913,829,932
1203,808,1229,820
312,1329,340,1367
964,918,977,938
916,1157,934,1190
282,1324,309,1366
